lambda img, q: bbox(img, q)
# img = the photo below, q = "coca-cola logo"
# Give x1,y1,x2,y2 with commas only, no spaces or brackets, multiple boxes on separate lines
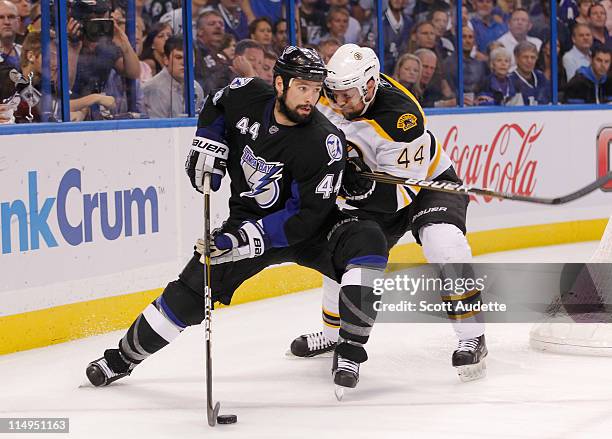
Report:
596,126,612,191
441,123,542,203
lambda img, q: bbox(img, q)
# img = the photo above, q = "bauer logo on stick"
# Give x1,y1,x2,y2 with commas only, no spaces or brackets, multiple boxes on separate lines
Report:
397,113,417,131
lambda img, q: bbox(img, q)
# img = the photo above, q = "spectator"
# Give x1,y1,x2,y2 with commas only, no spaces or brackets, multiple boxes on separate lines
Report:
193,10,232,95
429,8,455,59
27,1,40,32
143,36,204,118
496,8,542,68
477,46,523,105
443,25,488,101
470,0,508,56
273,18,288,54
563,23,593,81
231,38,264,78
382,0,413,73
572,0,594,28
412,0,449,23
298,0,326,46
393,52,422,98
260,49,275,84
243,0,284,25
322,6,351,44
407,21,436,54
509,41,551,105
537,38,568,92
9,0,29,44
602,0,612,34
415,48,454,107
140,23,172,78
492,0,516,23
0,0,21,69
113,8,151,83
588,3,612,50
530,0,572,53
216,0,249,41
318,37,341,63
327,0,362,44
249,17,274,52
220,33,237,60
0,64,19,123
71,0,141,101
564,46,612,103
147,0,179,25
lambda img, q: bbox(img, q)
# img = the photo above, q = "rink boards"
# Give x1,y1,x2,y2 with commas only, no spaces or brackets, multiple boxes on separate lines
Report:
1,109,611,354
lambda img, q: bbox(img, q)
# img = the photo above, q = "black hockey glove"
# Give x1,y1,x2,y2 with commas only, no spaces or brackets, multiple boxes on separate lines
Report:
340,157,376,201
185,136,229,192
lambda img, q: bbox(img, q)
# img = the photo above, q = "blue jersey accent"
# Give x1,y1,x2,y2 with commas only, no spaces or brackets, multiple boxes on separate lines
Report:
347,255,388,269
261,180,301,248
157,296,187,329
195,116,226,143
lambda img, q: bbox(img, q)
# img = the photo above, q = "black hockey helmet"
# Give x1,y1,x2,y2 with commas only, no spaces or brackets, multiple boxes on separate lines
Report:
274,46,327,83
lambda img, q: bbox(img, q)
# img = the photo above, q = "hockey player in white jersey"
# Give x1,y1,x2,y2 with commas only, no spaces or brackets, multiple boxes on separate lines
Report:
288,44,487,382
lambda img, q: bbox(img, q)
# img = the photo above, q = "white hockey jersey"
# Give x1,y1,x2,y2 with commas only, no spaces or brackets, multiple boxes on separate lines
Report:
317,74,454,213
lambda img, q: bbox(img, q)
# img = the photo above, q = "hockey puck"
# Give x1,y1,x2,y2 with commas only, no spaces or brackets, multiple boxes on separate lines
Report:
217,414,238,424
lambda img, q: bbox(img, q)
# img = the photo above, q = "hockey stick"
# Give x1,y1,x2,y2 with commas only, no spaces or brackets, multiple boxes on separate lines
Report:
202,173,221,427
359,171,612,205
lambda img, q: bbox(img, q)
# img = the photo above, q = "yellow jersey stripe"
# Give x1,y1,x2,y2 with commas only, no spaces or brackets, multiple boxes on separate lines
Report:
398,185,412,208
382,73,427,124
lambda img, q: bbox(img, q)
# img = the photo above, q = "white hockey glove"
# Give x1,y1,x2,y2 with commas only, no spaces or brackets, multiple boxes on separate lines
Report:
185,136,229,192
195,221,267,265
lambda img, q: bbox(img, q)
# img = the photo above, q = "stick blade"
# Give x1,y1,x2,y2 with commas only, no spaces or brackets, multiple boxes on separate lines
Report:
207,401,221,427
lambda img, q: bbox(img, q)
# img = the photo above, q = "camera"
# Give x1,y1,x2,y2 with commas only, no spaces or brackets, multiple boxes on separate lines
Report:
70,0,114,42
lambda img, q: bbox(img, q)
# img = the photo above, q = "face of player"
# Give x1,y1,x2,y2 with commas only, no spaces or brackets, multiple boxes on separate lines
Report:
327,86,365,118
252,20,272,45
276,78,322,124
491,54,511,78
516,49,537,75
589,5,607,28
415,23,436,49
398,59,420,84
572,25,593,51
592,52,612,78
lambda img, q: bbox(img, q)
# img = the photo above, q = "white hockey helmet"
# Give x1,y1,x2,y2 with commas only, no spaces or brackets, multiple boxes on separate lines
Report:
324,44,380,115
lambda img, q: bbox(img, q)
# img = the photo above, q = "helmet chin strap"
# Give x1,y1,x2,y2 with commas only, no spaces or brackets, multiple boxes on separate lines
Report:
357,80,378,117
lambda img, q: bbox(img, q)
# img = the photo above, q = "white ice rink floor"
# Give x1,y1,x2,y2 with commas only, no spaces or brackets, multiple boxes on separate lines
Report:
2,241,610,439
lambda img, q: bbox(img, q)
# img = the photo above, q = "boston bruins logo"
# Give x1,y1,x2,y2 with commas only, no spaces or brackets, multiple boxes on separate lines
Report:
397,113,417,131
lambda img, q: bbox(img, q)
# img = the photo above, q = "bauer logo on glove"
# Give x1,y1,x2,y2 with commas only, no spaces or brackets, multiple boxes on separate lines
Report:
185,134,230,192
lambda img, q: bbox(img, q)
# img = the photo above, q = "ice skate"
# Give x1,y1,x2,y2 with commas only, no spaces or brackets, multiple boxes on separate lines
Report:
332,352,359,400
86,349,136,387
287,331,336,358
452,335,488,382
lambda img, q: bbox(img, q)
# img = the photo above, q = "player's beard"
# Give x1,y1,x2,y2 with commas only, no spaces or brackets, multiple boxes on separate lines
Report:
278,96,314,124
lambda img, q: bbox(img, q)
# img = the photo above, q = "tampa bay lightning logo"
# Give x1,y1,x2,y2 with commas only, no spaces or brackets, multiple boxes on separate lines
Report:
240,146,284,208
229,77,254,89
325,134,343,165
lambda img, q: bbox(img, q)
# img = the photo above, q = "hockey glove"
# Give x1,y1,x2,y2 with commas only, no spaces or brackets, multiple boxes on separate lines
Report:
196,221,267,265
185,136,229,192
340,157,376,201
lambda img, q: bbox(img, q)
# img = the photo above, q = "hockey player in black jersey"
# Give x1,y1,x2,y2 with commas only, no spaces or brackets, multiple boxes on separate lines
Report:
289,44,487,382
85,46,389,395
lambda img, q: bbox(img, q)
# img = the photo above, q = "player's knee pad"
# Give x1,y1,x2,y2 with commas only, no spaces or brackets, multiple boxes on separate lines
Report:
161,279,206,326
419,223,472,263
336,220,389,270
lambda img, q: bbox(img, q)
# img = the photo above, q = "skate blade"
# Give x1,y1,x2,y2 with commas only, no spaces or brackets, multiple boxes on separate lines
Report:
456,360,487,382
334,385,345,401
284,349,334,359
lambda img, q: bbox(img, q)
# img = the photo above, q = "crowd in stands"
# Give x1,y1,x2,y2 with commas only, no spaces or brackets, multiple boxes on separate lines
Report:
1,0,612,124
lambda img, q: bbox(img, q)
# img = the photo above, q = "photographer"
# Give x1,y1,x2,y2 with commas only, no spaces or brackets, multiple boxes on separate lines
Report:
70,0,140,106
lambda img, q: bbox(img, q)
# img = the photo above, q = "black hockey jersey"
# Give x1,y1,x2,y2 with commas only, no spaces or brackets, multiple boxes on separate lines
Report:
195,77,346,248
318,73,454,214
